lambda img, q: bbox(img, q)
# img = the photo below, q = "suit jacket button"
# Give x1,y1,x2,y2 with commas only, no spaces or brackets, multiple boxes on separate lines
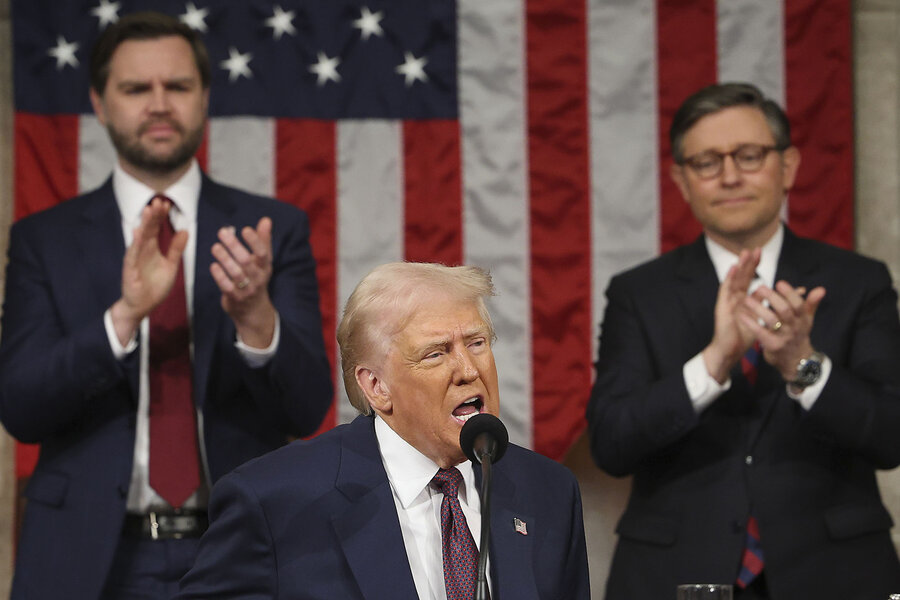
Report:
744,455,753,465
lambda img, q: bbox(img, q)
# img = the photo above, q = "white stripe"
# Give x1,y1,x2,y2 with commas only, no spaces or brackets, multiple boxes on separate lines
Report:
79,115,116,193
717,0,786,107
457,0,532,448
207,117,275,197
336,120,404,424
717,0,787,219
588,0,660,355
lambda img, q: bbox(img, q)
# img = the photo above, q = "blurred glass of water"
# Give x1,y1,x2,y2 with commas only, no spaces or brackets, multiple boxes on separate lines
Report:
676,584,733,600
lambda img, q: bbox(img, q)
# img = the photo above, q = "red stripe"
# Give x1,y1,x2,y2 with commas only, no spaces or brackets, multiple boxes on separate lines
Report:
526,0,591,459
13,112,81,479
403,120,463,265
195,126,210,173
742,548,764,574
14,113,79,220
276,119,338,433
656,0,717,252
784,0,853,249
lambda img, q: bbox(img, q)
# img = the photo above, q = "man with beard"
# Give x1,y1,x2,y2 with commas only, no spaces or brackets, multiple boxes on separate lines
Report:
0,12,333,600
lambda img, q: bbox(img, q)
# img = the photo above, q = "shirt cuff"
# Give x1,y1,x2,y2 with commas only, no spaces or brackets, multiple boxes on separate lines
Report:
786,355,832,410
683,352,731,413
104,308,138,360
235,312,281,368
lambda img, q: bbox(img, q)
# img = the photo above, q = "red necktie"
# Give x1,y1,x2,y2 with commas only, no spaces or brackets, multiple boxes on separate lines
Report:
432,468,479,600
148,198,201,508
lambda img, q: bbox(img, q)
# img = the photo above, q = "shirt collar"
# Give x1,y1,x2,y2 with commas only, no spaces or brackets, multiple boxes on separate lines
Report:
704,224,783,289
374,416,476,509
112,159,201,226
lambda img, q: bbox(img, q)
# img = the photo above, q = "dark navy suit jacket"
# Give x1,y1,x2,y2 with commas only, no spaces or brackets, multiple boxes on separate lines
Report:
588,229,900,600
0,175,333,599
177,415,591,599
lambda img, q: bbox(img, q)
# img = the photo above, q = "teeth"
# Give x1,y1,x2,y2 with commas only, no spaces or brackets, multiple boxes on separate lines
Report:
458,412,479,422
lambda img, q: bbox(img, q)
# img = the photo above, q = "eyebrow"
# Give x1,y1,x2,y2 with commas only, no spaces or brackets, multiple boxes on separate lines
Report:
116,77,198,89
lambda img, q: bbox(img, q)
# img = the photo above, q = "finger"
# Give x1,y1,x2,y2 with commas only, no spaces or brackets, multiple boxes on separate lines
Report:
211,241,246,282
210,262,237,293
773,280,808,313
742,294,778,329
165,230,189,264
217,226,253,266
753,285,792,320
241,217,273,260
803,286,827,317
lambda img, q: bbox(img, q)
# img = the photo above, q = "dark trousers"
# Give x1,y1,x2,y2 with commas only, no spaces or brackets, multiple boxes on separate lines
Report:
101,536,201,599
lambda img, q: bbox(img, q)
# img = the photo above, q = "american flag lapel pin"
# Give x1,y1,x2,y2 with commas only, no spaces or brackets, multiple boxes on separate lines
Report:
513,517,528,535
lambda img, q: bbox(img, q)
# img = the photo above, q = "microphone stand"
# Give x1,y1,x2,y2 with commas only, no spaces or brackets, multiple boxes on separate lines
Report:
474,437,496,600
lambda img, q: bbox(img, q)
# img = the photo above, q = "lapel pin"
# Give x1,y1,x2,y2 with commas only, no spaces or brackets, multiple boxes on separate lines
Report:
513,517,528,536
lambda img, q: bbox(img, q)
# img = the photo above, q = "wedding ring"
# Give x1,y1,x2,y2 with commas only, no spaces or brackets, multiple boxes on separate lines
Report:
771,320,783,332
237,277,250,290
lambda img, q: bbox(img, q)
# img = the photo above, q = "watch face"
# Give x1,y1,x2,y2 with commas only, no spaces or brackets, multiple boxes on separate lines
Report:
795,355,823,386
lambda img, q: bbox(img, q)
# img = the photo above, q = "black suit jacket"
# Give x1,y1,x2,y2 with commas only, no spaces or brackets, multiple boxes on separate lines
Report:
587,229,900,600
0,176,334,600
178,414,591,599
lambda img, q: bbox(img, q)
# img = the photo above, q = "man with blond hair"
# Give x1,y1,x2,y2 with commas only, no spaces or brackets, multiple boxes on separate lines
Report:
179,262,591,599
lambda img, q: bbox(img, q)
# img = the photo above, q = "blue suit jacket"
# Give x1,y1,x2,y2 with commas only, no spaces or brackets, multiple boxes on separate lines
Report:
0,176,333,600
177,415,591,599
588,229,900,600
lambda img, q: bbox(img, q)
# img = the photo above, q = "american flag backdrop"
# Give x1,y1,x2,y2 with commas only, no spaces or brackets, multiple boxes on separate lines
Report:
10,0,853,485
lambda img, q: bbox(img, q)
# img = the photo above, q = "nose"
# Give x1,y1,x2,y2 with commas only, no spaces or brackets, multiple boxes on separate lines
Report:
719,154,742,185
148,83,170,114
452,348,479,385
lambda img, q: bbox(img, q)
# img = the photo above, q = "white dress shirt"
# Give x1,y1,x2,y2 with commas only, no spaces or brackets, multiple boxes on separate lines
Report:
375,416,492,600
683,225,831,413
101,160,280,512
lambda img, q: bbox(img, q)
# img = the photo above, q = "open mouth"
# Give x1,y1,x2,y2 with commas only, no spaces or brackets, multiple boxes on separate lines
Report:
451,396,484,424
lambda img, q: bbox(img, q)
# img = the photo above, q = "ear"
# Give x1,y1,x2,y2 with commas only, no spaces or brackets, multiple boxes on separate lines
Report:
89,88,107,126
355,366,391,414
670,161,690,202
780,146,801,191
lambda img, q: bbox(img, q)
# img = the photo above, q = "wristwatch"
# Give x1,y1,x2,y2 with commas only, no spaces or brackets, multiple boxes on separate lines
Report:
789,350,826,389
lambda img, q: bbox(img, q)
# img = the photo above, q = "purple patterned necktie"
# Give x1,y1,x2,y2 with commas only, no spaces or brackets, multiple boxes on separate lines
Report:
432,467,479,600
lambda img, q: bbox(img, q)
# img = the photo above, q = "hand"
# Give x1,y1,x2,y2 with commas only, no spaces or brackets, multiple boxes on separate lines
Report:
110,197,187,346
210,217,277,348
738,280,826,381
702,247,761,383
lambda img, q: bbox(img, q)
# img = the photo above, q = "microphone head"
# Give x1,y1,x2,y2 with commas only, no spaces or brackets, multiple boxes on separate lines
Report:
460,413,509,464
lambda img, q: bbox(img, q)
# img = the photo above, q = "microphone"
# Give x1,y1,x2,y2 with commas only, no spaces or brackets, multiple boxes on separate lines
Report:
460,413,509,465
459,414,509,600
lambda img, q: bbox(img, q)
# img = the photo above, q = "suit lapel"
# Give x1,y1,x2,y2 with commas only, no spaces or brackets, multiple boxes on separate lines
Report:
79,181,137,398
332,417,419,599
674,236,720,354
474,462,539,600
192,177,235,408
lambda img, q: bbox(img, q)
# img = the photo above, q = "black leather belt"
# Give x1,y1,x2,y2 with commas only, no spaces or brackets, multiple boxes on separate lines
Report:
123,510,209,540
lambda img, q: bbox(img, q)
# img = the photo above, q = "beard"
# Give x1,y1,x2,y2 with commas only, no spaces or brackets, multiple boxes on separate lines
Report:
107,117,205,175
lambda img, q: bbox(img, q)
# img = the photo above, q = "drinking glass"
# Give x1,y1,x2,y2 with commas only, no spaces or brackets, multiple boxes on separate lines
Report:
676,583,733,599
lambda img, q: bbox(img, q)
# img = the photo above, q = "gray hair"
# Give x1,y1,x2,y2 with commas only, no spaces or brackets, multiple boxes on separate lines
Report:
336,262,496,415
669,82,791,163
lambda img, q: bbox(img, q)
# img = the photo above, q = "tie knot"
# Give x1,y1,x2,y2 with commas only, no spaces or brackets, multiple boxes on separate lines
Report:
432,467,463,498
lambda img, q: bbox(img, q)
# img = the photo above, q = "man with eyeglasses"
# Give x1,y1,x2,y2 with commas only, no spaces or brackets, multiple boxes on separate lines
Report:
587,83,900,600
